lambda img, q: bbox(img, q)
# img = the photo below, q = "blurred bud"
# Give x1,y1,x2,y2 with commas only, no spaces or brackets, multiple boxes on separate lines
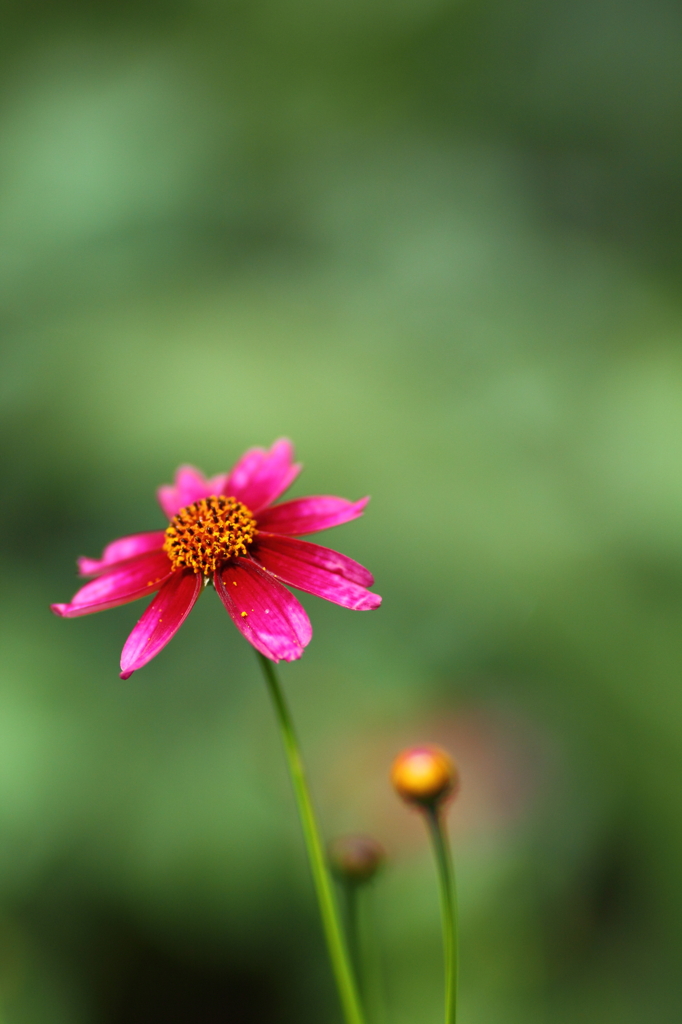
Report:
391,745,459,807
328,834,386,884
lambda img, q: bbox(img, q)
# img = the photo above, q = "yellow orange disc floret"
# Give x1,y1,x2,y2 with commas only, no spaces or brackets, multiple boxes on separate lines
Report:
163,495,256,576
391,745,459,807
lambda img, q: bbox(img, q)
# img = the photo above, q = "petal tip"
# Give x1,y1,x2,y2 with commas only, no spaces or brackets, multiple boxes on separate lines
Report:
50,603,67,617
272,436,294,453
119,669,133,680
280,645,305,662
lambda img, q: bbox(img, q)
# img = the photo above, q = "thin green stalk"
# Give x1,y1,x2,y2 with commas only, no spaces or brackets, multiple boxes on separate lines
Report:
426,806,458,1024
353,883,387,1024
257,653,366,1024
340,880,362,988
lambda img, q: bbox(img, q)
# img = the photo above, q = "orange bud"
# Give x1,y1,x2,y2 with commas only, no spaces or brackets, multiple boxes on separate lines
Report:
328,834,386,883
391,745,459,807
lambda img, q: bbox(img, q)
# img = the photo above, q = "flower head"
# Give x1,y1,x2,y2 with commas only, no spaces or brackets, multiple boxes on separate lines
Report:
52,440,381,677
328,834,386,884
391,745,459,807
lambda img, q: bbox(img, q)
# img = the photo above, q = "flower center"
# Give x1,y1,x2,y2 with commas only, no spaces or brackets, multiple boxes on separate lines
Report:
163,496,256,575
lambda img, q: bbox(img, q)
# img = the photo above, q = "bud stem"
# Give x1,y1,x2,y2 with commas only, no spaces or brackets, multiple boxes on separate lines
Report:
339,878,362,993
340,880,386,1024
257,653,366,1024
426,806,459,1024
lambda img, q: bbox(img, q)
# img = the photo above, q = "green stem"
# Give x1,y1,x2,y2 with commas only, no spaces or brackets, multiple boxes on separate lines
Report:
340,880,362,990
355,883,387,1024
426,806,458,1024
257,653,366,1024
338,880,386,1024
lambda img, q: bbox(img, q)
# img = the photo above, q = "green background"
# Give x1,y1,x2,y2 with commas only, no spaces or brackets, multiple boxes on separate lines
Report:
1,0,682,1020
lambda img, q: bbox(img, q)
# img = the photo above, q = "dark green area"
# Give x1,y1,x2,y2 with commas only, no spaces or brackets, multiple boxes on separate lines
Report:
1,0,682,1020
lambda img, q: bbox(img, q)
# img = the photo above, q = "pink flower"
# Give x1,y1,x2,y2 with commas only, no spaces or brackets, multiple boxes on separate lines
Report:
52,440,381,677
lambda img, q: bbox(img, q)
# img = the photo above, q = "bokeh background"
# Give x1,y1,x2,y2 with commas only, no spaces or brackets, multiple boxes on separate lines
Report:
2,0,682,1021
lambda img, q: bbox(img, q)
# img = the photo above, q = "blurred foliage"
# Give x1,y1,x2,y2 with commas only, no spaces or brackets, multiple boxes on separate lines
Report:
1,0,682,1021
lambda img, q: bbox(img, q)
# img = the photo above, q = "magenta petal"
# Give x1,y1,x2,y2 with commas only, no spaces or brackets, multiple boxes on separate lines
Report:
254,534,381,611
214,559,312,662
222,439,302,513
51,551,173,617
256,533,374,585
157,484,183,519
119,570,202,678
257,495,369,536
77,531,166,576
157,465,229,519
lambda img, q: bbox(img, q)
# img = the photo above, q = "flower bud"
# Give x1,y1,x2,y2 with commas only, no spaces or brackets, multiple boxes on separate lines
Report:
391,745,459,807
328,834,386,884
